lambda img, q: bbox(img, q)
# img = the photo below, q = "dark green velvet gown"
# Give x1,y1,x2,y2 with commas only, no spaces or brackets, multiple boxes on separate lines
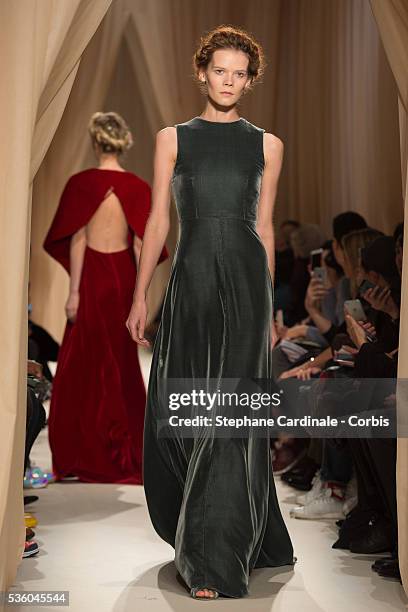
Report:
143,116,294,598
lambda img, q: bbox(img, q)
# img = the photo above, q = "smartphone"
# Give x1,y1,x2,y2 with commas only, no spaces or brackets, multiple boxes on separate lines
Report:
333,358,355,368
312,266,327,285
344,299,367,322
310,248,323,270
358,279,377,296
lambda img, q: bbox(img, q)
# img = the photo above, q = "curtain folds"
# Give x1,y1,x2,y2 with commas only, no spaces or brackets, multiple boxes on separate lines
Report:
0,0,112,594
30,1,130,341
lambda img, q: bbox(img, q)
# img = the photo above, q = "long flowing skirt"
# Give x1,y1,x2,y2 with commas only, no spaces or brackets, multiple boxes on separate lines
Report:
48,245,145,484
143,218,294,597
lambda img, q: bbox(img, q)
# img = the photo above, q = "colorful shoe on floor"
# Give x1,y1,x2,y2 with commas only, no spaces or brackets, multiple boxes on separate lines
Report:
29,466,56,484
24,469,48,489
26,527,35,541
24,513,38,528
23,540,39,558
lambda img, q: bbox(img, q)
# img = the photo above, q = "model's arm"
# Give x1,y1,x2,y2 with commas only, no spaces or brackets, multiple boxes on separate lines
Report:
133,233,143,269
126,127,175,345
256,133,284,347
65,226,87,322
256,133,283,285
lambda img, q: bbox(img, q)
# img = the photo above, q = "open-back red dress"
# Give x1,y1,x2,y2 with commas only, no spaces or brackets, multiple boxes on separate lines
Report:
43,168,168,484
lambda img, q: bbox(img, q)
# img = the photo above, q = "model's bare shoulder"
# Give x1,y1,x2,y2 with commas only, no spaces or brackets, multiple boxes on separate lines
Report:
155,126,177,162
156,125,176,138
156,126,177,145
263,132,284,166
263,132,284,152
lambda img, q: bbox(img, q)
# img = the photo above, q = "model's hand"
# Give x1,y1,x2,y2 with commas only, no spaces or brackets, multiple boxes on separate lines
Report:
65,291,79,323
126,299,151,347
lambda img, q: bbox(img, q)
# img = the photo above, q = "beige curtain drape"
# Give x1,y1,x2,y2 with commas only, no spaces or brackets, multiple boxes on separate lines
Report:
30,2,130,341
275,0,402,232
369,0,408,596
0,0,112,594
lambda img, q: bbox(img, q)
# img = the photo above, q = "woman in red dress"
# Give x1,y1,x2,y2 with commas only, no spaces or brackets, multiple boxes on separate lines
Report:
44,112,168,484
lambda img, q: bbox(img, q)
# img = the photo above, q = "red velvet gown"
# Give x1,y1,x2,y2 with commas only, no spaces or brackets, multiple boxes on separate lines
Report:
43,168,168,484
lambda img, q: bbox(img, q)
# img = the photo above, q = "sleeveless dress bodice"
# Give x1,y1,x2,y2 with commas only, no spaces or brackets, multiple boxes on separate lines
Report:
172,116,265,221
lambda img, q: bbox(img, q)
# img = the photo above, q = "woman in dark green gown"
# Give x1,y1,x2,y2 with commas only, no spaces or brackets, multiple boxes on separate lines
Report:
127,25,294,600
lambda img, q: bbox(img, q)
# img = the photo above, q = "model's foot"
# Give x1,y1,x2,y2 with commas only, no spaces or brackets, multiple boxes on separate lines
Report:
191,587,219,599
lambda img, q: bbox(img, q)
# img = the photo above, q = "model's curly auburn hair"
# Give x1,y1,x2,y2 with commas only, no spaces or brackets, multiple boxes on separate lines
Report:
193,25,266,91
88,111,133,155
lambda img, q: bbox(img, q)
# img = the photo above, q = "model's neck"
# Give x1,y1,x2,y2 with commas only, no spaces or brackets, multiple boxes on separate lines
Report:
97,154,123,170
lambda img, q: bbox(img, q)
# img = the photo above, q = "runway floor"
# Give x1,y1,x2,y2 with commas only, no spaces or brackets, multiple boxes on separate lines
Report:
12,349,407,611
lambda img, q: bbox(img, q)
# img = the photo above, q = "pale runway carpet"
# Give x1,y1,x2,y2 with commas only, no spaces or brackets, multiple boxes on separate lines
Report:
11,348,407,611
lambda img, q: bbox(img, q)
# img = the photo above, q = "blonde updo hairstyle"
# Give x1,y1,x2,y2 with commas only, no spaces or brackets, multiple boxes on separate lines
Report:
192,25,266,94
88,111,133,156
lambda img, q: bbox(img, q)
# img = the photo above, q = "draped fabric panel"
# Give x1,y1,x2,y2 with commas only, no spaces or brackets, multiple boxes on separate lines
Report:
275,0,401,232
369,0,408,596
31,0,113,178
0,0,112,593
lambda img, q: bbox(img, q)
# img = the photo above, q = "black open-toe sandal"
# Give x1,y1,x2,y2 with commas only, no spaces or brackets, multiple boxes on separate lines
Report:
190,587,219,600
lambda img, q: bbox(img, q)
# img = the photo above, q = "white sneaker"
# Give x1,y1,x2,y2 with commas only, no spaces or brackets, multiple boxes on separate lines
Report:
296,471,323,505
290,486,345,520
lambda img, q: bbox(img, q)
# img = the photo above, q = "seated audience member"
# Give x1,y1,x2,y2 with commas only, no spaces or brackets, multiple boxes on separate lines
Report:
278,239,344,348
284,223,327,327
303,228,383,350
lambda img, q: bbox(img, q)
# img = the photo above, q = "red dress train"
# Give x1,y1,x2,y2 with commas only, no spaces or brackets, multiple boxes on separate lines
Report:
43,168,168,484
